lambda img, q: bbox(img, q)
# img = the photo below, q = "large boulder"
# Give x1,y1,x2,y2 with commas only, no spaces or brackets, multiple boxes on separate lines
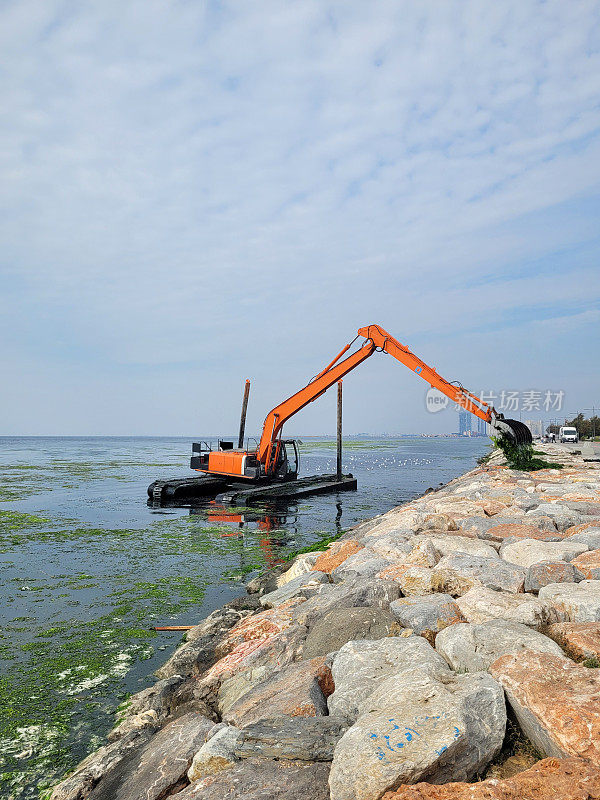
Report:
188,725,242,782
302,607,399,659
79,713,215,800
329,669,505,800
313,539,364,574
331,549,390,583
389,594,464,641
500,539,586,568
457,517,560,543
416,512,461,532
524,561,584,592
571,549,600,579
327,636,450,724
538,580,600,622
456,586,555,629
378,564,435,595
50,729,156,800
379,757,600,800
427,498,488,518
568,529,600,550
435,619,564,672
220,657,329,727
490,650,600,761
259,571,329,607
547,622,600,661
369,534,414,561
235,716,348,761
412,534,500,560
291,578,401,628
527,504,583,531
431,554,525,595
175,758,331,799
201,620,308,691
276,552,323,587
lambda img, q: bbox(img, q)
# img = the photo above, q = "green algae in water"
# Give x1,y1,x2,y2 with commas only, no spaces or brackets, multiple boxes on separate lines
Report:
0,511,52,530
0,435,489,798
0,513,286,798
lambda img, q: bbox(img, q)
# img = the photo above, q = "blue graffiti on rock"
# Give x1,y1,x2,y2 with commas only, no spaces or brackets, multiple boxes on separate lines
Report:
367,713,461,764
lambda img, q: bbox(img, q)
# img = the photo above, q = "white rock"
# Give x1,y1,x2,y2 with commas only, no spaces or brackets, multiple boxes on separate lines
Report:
435,619,565,672
456,586,555,629
527,504,582,531
568,530,600,550
329,669,505,800
276,552,323,587
331,549,389,583
419,535,500,560
432,554,525,595
538,580,600,622
327,636,450,724
500,539,587,568
368,534,413,561
260,571,329,607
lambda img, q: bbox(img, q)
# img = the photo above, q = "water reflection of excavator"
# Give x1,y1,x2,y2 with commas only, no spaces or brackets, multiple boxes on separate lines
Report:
203,503,294,567
191,323,531,482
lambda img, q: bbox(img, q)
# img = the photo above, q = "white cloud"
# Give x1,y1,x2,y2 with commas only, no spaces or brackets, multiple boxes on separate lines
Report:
1,0,599,432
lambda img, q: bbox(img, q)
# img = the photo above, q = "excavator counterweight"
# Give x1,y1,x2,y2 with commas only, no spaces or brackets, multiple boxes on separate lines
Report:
191,324,531,482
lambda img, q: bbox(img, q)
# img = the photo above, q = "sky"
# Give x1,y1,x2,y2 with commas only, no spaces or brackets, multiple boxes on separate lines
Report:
1,0,600,436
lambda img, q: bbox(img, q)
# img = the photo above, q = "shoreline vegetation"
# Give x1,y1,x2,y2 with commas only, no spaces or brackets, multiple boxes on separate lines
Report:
48,442,600,800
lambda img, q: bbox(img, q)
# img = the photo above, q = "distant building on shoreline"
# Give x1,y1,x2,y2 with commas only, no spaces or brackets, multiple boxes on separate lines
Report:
458,410,471,436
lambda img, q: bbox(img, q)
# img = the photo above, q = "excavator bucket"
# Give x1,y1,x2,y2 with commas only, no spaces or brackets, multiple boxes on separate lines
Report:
490,417,533,446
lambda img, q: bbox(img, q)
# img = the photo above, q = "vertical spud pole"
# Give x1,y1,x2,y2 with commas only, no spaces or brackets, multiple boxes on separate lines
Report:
337,380,343,480
238,379,251,449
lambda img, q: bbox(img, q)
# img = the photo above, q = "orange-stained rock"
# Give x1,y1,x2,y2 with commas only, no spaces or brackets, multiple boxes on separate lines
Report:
203,602,305,683
312,539,363,573
566,520,600,537
377,563,434,595
490,651,600,762
380,757,600,800
571,550,600,579
314,659,335,698
481,500,509,517
485,523,562,542
215,600,301,657
548,622,600,661
221,657,329,727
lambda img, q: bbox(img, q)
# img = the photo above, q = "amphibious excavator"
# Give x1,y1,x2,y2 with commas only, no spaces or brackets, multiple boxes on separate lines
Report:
190,324,531,483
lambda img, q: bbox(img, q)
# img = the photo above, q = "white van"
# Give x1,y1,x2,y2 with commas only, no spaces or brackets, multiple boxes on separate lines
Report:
559,426,578,443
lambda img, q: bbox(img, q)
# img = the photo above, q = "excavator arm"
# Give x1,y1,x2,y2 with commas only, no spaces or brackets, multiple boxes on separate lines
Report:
357,325,491,422
257,323,531,475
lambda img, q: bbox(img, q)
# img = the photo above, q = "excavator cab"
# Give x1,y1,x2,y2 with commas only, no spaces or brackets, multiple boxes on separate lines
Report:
277,439,299,481
265,439,299,481
190,438,298,482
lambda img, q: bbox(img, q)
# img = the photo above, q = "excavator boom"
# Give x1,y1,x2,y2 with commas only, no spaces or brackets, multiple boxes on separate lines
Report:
194,323,531,480
256,323,531,475
356,324,492,423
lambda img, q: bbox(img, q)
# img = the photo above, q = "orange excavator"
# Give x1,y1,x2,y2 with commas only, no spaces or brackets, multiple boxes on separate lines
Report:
191,324,531,482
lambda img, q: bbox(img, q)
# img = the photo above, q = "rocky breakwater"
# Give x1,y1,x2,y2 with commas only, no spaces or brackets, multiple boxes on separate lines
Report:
50,443,600,800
